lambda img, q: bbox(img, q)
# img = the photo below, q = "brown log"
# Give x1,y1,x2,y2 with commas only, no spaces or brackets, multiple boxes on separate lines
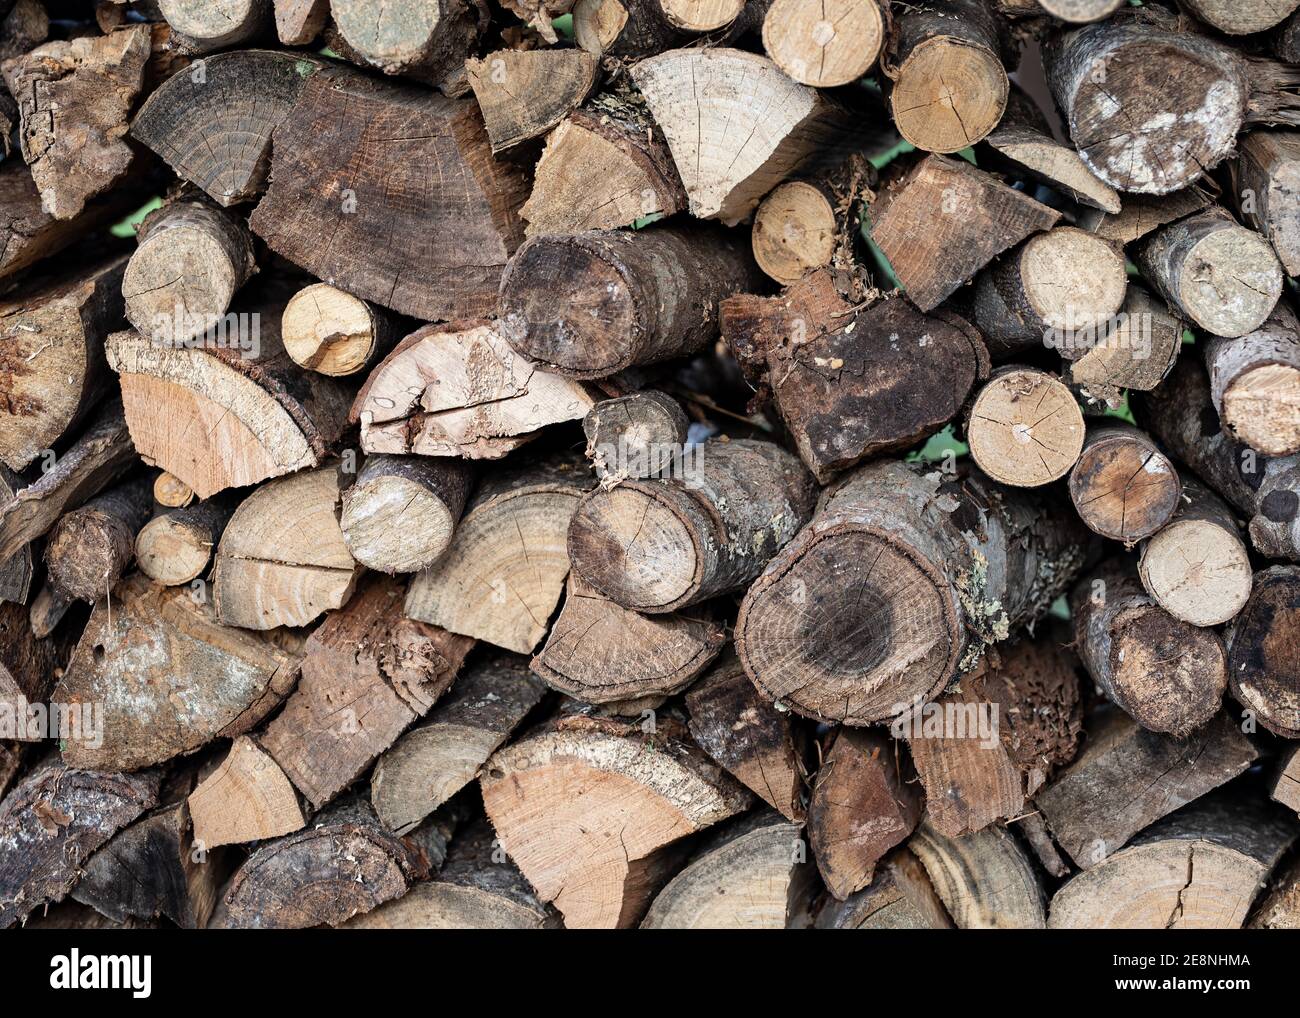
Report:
979,113,1121,213
814,847,953,929
1071,560,1227,736
1068,423,1181,543
213,466,361,630
274,0,328,44
1235,131,1300,278
187,736,305,850
330,0,486,91
1251,854,1300,929
259,574,474,809
0,0,47,67
887,0,1010,154
583,391,689,485
249,68,529,321
866,154,1061,312
52,573,302,771
152,471,193,509
685,650,806,823
499,225,762,380
480,714,751,928
158,0,270,52
522,95,687,237
404,451,592,654
0,466,32,604
966,367,1085,487
135,494,235,587
1061,285,1183,400
1049,792,1296,928
1204,302,1300,458
1035,709,1257,870
761,0,884,89
641,810,815,929
631,48,865,224
531,576,725,704
44,475,153,603
1184,0,1299,35
1,25,151,220
567,438,816,613
0,256,127,473
0,598,76,736
1225,565,1300,738
339,455,473,574
909,820,1046,929
572,0,682,57
465,48,598,154
903,635,1082,839
808,729,922,901
281,283,395,377
1076,183,1216,246
1278,10,1300,63
371,652,547,835
352,322,596,458
1271,745,1300,817
0,761,159,928
26,581,71,639
736,459,1089,726
1138,476,1253,628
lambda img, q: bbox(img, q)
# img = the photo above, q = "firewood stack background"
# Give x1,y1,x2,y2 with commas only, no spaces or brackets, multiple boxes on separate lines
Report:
2,0,1300,931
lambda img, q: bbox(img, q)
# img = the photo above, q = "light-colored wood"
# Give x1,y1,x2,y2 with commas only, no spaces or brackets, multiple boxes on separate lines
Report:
1235,131,1300,277
188,736,305,849
1205,303,1300,458
159,0,269,52
983,122,1121,213
660,0,743,31
153,472,194,509
1183,0,1300,35
967,368,1085,487
1271,746,1300,817
1036,0,1123,23
751,181,838,285
910,821,1046,929
761,0,884,88
465,48,598,153
136,496,234,586
282,284,391,377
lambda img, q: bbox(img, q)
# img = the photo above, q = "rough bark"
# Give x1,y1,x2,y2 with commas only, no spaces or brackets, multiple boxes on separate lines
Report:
1203,302,1300,458
44,475,154,603
465,48,598,153
1234,131,1300,278
135,494,236,587
583,391,689,486
814,847,953,929
1225,565,1300,738
330,0,487,91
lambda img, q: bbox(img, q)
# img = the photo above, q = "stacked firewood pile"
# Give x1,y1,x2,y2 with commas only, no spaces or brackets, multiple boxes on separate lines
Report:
2,0,1300,931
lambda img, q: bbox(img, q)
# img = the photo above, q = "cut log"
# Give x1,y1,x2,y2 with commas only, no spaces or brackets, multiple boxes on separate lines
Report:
567,438,816,612
212,798,418,928
465,48,598,153
132,50,325,207
213,466,362,630
750,180,839,286
371,652,546,835
814,848,953,929
888,0,1010,154
1,25,151,220
347,819,558,929
52,573,302,770
135,495,235,587
808,729,922,901
641,811,815,929
480,715,751,928
44,475,153,603
121,200,257,347
0,255,127,473
71,783,224,929
1135,357,1300,563
572,0,682,58
340,455,473,574
966,368,1085,487
0,400,136,563
1062,285,1182,398
1139,208,1282,341
259,574,474,809
1035,709,1257,869
1046,19,1300,195
0,467,32,604
1204,303,1300,458
531,576,725,703
1183,0,1300,35
0,597,76,733
249,68,529,320
521,95,687,237
275,0,328,44
1049,792,1296,928
1235,131,1300,278
188,736,304,850
980,119,1121,214
0,0,47,67
1271,745,1300,817
352,322,596,458
903,635,1083,839
0,762,159,928
158,0,270,52
405,452,591,654
107,319,353,500
1251,855,1300,929
1278,10,1300,63
281,283,394,377
1077,183,1216,246
1068,423,1181,543
583,391,689,485
499,225,762,380
973,227,1128,359
761,0,884,89
1138,477,1253,627
153,472,194,509
1035,0,1124,21
909,821,1046,929
330,0,486,90
866,154,1061,312
658,0,744,31
26,581,71,640
1226,565,1300,738
1071,559,1227,736
736,459,1089,726
631,48,864,224
685,650,806,822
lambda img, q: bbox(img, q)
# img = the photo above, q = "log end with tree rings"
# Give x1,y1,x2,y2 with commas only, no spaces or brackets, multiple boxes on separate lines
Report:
1068,426,1182,543
761,0,885,89
751,180,839,284
891,38,1008,154
968,369,1085,487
